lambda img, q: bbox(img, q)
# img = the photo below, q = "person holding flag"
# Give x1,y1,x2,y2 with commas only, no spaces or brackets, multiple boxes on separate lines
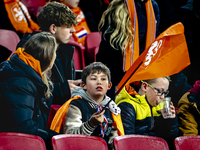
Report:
111,21,190,149
97,0,160,97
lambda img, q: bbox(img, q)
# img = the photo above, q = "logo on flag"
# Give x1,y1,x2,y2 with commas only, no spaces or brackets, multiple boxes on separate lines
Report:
142,38,165,69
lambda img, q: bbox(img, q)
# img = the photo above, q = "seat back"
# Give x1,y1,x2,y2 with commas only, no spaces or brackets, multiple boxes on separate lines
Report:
0,29,20,57
114,135,169,150
47,105,62,128
20,0,46,7
0,132,46,150
85,32,101,64
68,39,86,70
174,135,200,150
52,134,108,150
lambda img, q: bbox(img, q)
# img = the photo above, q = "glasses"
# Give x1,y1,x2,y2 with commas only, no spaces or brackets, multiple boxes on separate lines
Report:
141,80,169,97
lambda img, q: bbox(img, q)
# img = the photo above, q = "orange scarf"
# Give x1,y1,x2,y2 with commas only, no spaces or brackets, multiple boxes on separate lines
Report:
71,7,91,47
50,96,124,136
9,47,43,78
3,0,40,34
123,0,156,71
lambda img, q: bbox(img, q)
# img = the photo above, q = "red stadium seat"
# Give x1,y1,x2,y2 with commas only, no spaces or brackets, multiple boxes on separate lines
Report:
68,39,86,70
114,135,169,150
174,135,200,150
0,132,46,150
52,134,108,150
20,0,46,7
0,29,20,57
47,105,62,128
85,32,101,64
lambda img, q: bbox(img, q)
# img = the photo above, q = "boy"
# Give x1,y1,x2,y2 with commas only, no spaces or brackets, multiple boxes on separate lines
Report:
115,77,179,149
52,0,91,47
17,2,82,105
64,62,123,150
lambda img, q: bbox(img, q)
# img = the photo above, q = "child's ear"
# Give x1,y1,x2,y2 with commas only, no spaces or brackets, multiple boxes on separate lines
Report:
80,81,86,89
141,82,148,92
108,82,112,90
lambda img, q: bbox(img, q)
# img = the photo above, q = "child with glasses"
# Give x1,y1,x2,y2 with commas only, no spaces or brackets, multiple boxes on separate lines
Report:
115,77,178,149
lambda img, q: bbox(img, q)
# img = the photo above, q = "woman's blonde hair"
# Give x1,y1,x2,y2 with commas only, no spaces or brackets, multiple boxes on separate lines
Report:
98,0,133,53
24,32,57,98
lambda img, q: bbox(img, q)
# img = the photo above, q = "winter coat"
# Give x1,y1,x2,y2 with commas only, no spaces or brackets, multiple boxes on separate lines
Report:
64,88,121,150
0,54,58,149
115,84,178,143
177,80,200,135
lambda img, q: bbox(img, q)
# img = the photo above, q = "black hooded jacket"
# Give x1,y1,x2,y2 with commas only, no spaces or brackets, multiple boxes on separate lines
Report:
0,55,58,149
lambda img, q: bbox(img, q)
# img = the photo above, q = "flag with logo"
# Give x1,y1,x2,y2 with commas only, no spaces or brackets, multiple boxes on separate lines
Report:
116,22,191,94
3,0,40,34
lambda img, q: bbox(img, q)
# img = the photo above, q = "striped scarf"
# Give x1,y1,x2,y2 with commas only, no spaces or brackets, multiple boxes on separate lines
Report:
123,0,156,71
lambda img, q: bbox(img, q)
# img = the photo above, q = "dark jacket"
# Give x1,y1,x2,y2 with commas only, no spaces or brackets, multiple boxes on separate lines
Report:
0,54,58,149
96,0,160,97
17,31,76,105
177,80,200,135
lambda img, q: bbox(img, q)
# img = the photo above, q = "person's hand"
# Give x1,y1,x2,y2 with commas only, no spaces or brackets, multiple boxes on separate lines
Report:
169,101,176,118
68,79,82,93
89,110,105,127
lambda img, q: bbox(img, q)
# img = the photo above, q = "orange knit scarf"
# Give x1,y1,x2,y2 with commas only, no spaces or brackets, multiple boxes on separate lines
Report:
10,47,43,78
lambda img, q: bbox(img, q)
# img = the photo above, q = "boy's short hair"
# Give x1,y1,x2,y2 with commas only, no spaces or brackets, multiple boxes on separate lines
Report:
37,1,77,31
143,76,171,85
82,62,111,84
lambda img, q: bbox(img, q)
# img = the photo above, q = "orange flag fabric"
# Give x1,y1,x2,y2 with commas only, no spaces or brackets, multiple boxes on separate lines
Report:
117,22,190,94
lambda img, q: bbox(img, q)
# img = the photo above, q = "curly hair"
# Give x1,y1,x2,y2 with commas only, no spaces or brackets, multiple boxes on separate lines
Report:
38,1,77,31
98,0,133,53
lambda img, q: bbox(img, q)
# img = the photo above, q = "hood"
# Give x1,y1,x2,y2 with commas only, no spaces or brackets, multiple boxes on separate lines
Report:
115,85,146,105
71,88,111,106
180,0,193,11
188,80,200,94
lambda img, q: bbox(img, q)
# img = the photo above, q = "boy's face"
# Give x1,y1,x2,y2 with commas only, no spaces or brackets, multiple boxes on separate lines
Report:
53,25,75,45
143,78,169,107
82,72,112,103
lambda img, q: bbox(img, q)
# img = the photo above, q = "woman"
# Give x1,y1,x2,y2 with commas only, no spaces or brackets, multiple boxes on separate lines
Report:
0,32,58,149
97,0,160,97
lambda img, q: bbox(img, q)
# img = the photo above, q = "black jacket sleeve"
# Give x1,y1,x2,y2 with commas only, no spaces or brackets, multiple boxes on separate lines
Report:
118,102,137,135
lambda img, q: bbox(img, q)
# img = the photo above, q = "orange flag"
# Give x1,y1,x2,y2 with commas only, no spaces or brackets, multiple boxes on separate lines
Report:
116,22,191,95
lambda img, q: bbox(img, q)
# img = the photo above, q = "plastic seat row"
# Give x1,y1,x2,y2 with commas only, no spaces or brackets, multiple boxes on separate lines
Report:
1,132,200,150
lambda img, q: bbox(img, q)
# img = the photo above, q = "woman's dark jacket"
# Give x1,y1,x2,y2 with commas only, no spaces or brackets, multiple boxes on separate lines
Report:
17,31,76,105
0,55,58,146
